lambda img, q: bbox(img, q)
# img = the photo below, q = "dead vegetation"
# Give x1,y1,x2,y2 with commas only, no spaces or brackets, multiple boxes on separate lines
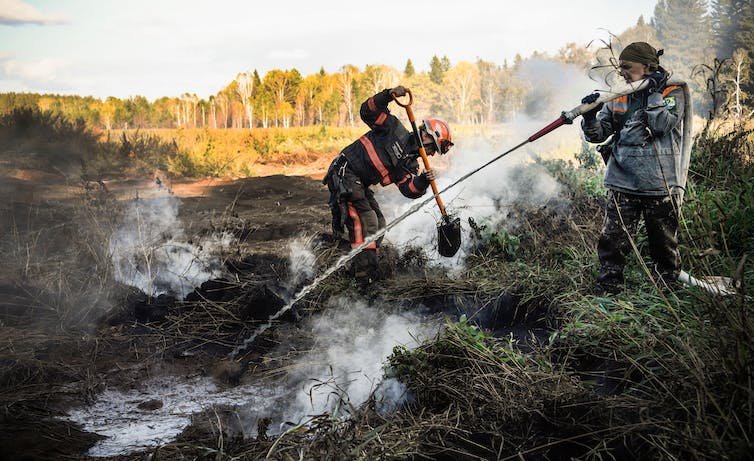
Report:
0,119,752,460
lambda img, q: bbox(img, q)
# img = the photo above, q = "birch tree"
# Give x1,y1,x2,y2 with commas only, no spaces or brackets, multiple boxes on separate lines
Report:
263,69,301,127
442,61,480,124
236,72,254,129
314,71,338,125
296,73,322,125
216,92,229,128
338,65,359,127
254,85,274,128
101,96,119,131
723,48,751,119
362,64,400,95
477,59,502,124
208,95,217,128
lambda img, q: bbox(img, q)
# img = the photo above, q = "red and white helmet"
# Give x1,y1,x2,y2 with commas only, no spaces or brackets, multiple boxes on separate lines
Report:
422,118,454,154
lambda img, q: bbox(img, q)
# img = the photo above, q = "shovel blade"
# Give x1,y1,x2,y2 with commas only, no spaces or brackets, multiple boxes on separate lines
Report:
437,216,461,257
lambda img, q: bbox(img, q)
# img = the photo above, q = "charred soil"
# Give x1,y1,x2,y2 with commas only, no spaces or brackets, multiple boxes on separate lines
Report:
0,169,331,459
0,167,563,460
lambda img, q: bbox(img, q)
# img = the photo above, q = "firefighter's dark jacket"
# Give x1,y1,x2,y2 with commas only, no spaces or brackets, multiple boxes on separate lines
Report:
339,89,430,199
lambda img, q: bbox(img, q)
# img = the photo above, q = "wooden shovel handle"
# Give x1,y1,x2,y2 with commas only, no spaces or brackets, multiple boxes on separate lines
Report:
391,88,447,217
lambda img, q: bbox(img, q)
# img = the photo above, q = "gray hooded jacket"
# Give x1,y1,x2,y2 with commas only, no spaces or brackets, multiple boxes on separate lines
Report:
582,85,685,196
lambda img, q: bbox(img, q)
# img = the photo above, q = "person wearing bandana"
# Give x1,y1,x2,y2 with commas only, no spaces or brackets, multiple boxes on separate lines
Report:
581,42,686,294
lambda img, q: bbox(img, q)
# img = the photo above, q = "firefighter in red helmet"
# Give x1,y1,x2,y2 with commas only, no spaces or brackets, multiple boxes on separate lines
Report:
323,85,454,283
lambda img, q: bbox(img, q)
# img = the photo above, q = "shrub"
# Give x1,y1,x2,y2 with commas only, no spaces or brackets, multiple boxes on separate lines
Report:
0,107,99,174
683,127,754,259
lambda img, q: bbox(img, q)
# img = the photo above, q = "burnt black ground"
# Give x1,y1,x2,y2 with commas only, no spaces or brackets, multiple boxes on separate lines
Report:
0,169,553,460
0,171,332,460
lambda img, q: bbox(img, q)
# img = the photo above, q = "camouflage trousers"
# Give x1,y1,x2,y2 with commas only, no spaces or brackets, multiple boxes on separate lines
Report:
597,190,681,291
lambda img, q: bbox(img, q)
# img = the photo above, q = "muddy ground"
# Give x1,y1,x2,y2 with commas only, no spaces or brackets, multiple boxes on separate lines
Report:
0,167,534,460
0,168,330,459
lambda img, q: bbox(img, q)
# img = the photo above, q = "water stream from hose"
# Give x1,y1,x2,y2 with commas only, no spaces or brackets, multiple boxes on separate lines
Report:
228,78,704,359
228,199,424,358
228,140,532,359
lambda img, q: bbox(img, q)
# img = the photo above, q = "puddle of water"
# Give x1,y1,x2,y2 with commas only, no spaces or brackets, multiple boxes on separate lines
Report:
68,303,438,458
66,376,280,457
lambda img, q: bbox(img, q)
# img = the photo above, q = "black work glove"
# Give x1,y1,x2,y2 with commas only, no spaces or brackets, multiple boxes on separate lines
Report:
390,86,407,97
415,171,432,190
581,92,603,120
644,71,668,93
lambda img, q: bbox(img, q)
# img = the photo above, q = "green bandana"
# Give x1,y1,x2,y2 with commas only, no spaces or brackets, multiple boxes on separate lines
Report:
619,42,660,67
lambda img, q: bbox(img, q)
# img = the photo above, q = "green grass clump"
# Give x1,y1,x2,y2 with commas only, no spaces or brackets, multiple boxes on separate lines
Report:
377,124,754,459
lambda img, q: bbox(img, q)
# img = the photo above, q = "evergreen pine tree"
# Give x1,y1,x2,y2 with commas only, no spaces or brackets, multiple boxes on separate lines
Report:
403,59,415,78
654,0,711,80
440,56,451,72
710,0,745,58
253,70,262,90
618,15,658,47
711,0,754,97
429,55,444,84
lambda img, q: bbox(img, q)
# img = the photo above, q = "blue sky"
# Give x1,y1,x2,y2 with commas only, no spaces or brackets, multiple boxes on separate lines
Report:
0,0,658,100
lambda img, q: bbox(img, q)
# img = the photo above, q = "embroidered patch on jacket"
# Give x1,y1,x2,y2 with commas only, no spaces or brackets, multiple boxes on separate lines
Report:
664,96,676,109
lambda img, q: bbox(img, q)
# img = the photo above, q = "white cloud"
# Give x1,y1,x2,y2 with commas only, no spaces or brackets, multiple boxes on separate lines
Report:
0,0,67,25
1,57,69,83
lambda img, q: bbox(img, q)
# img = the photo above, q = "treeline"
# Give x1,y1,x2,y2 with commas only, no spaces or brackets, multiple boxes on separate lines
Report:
1,2,752,130
0,51,587,132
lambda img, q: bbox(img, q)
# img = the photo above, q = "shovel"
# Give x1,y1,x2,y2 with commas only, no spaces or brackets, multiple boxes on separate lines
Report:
392,88,461,257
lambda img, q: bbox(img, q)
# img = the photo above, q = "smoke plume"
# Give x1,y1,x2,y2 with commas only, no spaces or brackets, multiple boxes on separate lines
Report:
109,187,232,299
286,237,316,289
378,60,595,268
239,297,437,435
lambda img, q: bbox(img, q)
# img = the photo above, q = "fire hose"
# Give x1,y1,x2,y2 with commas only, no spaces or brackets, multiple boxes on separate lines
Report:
436,77,692,205
230,77,726,357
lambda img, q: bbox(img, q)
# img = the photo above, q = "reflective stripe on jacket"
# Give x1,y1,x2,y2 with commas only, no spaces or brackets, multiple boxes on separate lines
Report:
582,85,685,196
340,89,430,199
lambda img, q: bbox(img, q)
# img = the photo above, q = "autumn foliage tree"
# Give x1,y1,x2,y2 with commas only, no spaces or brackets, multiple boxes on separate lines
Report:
3,13,749,130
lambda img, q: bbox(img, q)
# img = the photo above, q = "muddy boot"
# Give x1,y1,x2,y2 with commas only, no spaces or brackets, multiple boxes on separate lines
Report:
596,268,624,295
351,250,379,287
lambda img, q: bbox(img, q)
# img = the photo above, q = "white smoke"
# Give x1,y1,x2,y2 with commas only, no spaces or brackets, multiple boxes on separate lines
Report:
240,297,437,435
377,60,596,269
377,134,566,270
516,58,597,118
66,298,435,455
109,188,233,299
286,237,316,288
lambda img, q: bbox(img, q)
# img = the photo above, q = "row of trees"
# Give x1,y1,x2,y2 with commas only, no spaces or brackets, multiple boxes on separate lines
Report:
1,0,751,130
652,0,753,119
0,54,571,131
